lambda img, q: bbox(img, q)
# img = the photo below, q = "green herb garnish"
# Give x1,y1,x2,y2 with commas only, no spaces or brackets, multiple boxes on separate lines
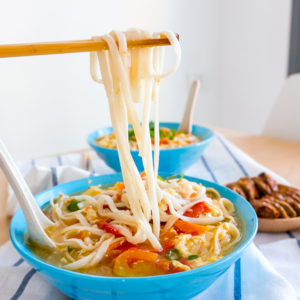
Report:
67,200,85,212
166,174,184,183
128,122,180,142
150,130,155,138
159,128,164,138
128,129,135,141
165,248,181,261
149,121,155,129
157,175,164,181
188,255,199,260
68,246,72,252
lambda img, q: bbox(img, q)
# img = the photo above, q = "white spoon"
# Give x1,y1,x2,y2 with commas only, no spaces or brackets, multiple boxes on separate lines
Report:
178,80,201,134
0,140,56,248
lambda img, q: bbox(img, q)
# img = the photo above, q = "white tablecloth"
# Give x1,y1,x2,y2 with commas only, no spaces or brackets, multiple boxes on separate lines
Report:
1,133,299,300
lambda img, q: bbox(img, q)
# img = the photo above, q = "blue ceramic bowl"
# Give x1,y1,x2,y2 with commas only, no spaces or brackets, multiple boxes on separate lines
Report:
87,123,214,173
10,173,257,300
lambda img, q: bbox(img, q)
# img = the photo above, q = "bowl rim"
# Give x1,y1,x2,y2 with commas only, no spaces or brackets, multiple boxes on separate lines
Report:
86,122,215,153
10,173,258,282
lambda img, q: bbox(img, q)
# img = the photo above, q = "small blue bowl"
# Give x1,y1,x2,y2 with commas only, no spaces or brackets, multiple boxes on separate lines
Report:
10,173,257,300
87,123,214,173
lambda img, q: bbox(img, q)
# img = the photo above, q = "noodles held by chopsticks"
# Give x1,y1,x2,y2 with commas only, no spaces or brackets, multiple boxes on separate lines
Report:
90,29,181,249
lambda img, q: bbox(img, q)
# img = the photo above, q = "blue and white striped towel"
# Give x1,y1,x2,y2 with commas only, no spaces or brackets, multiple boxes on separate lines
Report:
1,133,300,300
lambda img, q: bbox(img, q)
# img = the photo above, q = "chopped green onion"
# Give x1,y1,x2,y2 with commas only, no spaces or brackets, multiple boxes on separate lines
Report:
68,246,72,252
166,174,184,183
150,130,155,138
157,175,164,181
165,248,181,261
188,255,199,260
128,129,135,141
67,200,85,212
168,129,177,140
159,128,164,138
149,121,155,129
166,132,173,140
178,131,186,134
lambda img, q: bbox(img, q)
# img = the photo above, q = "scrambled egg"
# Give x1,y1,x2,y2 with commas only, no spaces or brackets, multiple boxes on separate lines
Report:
82,186,103,197
166,189,176,197
158,200,168,212
84,207,98,222
188,255,221,269
174,233,224,268
171,260,190,271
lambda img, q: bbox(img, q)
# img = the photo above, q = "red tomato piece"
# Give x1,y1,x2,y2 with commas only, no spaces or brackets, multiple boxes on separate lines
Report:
166,205,170,213
183,202,211,218
96,222,123,237
113,249,160,277
161,240,175,253
160,137,169,145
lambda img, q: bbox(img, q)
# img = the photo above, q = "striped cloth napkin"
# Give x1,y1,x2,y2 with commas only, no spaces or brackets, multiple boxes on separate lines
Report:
1,133,300,300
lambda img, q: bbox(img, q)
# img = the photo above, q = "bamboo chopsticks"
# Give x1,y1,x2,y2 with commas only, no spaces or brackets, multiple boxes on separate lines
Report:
0,33,179,58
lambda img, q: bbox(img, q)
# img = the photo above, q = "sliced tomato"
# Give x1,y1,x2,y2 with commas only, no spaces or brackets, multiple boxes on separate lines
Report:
96,222,123,237
161,240,175,252
113,249,160,277
159,228,177,253
101,250,122,267
174,220,208,235
183,202,211,218
107,240,137,253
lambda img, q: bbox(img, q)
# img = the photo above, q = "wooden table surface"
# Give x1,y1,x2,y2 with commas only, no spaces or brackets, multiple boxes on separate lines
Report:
1,126,300,247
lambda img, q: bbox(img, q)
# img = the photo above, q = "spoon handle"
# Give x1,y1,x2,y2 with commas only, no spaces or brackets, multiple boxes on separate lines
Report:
0,140,55,247
178,80,201,134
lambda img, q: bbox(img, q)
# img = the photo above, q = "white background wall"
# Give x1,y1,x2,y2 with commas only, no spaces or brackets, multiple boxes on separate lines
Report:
0,0,292,160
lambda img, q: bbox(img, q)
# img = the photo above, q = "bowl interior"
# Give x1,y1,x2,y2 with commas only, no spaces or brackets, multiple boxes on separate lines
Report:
10,173,257,283
87,122,215,152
